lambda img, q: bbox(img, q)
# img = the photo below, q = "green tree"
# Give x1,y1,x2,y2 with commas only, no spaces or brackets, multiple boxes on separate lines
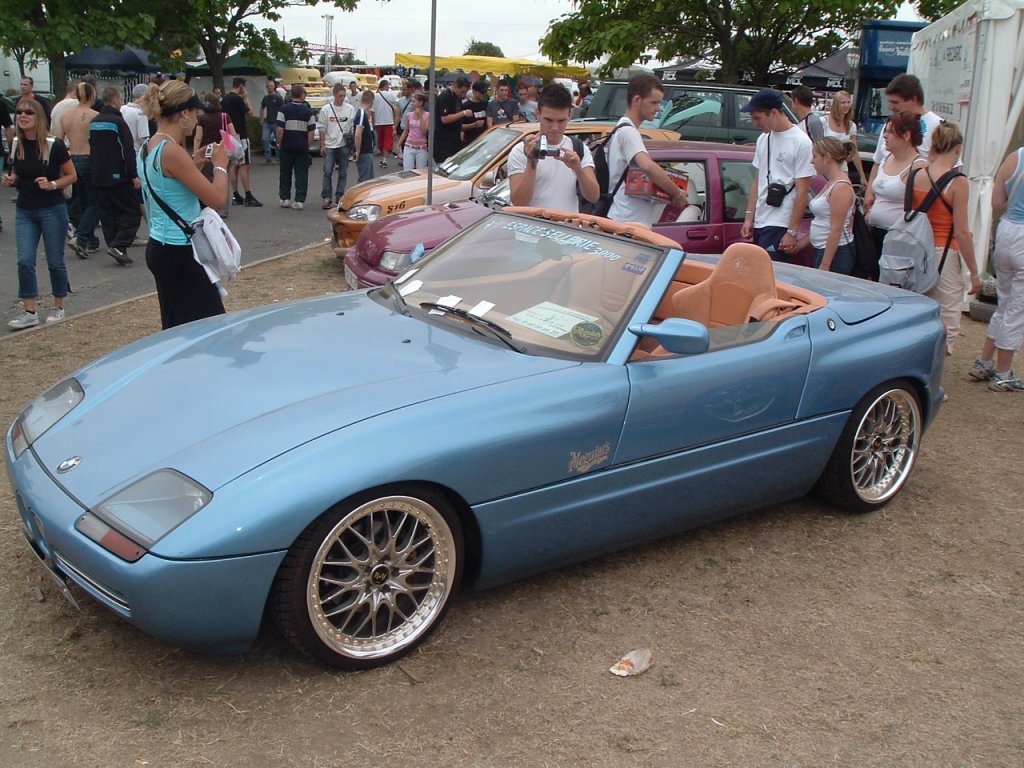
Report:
915,0,961,20
0,0,160,94
182,1,358,89
340,51,365,66
464,39,504,58
541,0,904,84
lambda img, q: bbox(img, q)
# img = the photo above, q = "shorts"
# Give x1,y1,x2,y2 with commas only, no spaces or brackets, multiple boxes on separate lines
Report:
375,124,395,154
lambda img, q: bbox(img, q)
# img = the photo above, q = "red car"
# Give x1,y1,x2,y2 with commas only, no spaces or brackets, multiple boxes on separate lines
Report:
343,141,823,290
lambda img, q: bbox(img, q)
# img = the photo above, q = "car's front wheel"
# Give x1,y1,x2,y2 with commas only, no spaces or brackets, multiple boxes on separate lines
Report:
816,382,922,514
272,487,463,669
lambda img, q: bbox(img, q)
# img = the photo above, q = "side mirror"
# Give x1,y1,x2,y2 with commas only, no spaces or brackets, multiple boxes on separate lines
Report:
479,171,496,189
628,318,709,355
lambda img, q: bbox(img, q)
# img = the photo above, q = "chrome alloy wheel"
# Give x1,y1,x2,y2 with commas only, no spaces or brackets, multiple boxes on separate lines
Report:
849,388,921,504
306,495,457,660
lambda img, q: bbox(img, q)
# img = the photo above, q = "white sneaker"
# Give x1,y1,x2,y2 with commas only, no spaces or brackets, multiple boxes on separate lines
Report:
280,199,291,208
291,201,304,210
8,309,39,330
46,307,65,324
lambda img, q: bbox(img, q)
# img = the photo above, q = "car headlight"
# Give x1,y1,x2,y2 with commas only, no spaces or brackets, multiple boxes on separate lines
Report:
378,250,411,273
12,378,84,457
76,469,213,561
347,204,381,222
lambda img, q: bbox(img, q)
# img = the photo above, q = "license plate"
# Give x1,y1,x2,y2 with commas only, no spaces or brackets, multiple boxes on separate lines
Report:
344,264,358,291
23,533,80,609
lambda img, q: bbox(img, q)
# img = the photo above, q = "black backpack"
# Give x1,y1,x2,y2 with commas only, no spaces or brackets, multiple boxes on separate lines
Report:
579,123,629,216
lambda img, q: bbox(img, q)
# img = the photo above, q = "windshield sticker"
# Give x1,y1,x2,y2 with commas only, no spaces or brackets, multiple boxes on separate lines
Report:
622,262,646,276
507,302,599,338
500,221,623,261
398,279,422,297
568,442,611,474
570,321,605,348
394,268,418,285
468,300,495,317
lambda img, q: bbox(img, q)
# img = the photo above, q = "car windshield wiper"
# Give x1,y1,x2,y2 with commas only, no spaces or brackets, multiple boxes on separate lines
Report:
419,302,525,353
374,282,409,315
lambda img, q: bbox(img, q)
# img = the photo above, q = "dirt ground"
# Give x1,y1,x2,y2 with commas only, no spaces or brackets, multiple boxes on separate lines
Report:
1,247,1021,768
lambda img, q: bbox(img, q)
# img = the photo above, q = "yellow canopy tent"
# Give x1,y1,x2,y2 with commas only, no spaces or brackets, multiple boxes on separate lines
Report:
394,53,589,81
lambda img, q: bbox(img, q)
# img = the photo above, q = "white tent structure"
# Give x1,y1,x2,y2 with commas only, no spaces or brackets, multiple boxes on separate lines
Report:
909,0,1024,268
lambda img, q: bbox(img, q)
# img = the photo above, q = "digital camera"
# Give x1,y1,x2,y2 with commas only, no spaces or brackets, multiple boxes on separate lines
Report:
534,135,560,159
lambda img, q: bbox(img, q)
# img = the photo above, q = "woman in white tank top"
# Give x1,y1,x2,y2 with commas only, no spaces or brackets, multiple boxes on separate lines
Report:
804,137,855,273
863,110,928,260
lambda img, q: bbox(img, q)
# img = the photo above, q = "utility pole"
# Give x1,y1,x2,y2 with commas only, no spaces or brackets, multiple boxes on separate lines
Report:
322,14,333,71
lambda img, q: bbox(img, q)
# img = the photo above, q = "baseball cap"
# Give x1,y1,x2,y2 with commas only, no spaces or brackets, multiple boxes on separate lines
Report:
740,89,784,113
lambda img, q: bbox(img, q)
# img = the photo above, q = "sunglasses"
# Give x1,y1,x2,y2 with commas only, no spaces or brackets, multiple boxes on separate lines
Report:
15,109,36,115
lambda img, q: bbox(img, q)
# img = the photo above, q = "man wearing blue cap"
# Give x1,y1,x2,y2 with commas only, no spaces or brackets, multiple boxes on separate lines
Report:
739,89,814,261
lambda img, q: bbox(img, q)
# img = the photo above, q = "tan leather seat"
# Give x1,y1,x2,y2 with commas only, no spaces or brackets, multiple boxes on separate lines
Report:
671,243,795,327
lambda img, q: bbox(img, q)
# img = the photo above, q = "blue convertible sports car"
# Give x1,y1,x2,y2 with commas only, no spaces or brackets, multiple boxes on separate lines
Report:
6,208,946,669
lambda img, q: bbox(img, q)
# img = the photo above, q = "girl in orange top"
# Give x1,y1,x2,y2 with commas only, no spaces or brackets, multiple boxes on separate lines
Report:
911,121,980,354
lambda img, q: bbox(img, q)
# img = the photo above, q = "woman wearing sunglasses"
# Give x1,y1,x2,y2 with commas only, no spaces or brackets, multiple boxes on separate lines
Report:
1,99,76,330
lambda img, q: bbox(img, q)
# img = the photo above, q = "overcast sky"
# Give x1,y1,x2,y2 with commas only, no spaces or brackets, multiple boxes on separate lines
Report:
261,0,578,66
262,1,924,68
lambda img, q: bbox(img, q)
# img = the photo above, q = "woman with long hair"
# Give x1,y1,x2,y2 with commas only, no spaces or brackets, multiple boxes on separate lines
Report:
912,121,980,354
823,90,867,186
2,98,77,329
804,137,856,273
398,92,430,170
137,80,230,329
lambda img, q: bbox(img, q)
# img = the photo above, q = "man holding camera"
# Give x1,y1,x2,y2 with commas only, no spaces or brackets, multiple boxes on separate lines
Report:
739,89,814,260
508,84,599,212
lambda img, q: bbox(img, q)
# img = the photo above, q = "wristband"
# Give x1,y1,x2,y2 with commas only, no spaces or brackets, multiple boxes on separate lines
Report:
51,181,57,191
214,166,228,175
744,210,753,217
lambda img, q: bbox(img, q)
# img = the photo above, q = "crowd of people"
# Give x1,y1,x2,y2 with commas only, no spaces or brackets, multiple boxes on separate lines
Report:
2,68,1022,391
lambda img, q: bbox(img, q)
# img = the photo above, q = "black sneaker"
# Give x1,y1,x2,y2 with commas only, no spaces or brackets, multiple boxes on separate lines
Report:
69,241,89,259
232,192,245,205
244,195,263,207
108,247,133,265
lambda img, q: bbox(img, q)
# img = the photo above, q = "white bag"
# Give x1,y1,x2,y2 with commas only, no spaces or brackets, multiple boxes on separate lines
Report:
191,207,241,289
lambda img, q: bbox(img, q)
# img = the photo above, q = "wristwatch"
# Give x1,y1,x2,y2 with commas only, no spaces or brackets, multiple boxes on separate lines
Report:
786,228,798,238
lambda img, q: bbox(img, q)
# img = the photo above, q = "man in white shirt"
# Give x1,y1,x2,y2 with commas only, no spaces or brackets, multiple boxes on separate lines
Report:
607,74,688,227
317,83,356,208
740,89,815,261
871,74,943,167
372,80,399,167
48,83,78,144
120,83,150,148
508,84,599,212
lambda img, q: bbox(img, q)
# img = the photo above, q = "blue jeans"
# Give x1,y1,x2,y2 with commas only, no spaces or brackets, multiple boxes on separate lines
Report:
356,153,374,183
71,155,99,248
321,145,348,202
813,242,856,275
16,204,70,299
261,121,277,159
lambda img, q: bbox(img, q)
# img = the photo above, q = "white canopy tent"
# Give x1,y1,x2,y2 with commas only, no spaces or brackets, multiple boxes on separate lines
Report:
909,0,1024,268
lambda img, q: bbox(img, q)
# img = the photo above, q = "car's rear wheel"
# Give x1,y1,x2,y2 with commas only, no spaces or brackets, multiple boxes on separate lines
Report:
817,382,922,514
272,487,463,669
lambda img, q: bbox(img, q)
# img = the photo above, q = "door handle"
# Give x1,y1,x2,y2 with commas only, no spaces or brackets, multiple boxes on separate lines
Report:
686,229,709,240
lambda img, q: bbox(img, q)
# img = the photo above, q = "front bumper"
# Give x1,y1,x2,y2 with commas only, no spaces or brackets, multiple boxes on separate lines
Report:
327,210,368,256
7,435,286,655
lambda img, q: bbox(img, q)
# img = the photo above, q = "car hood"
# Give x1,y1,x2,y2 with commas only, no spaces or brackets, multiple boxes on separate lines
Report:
341,171,463,208
33,292,577,505
359,201,490,263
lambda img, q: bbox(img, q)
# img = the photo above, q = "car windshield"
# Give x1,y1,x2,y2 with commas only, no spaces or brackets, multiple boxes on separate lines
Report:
436,127,520,181
382,211,668,361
